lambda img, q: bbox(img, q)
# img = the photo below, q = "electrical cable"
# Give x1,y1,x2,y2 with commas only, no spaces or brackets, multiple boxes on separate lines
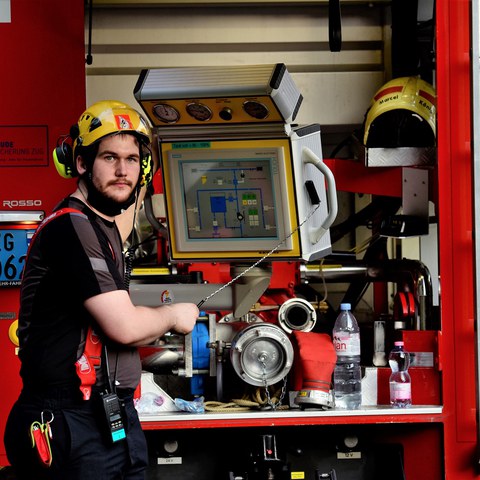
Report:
317,258,328,303
86,0,93,65
103,344,113,394
144,190,168,238
124,187,141,290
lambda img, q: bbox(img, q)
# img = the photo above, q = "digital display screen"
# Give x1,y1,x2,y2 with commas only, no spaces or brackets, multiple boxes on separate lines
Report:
0,228,35,286
161,139,300,260
179,157,279,240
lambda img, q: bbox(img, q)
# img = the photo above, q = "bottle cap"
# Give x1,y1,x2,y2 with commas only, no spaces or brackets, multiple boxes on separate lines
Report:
394,341,404,346
340,303,351,311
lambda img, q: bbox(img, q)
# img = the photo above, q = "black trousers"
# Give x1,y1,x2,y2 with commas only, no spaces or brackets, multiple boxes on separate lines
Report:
4,388,148,480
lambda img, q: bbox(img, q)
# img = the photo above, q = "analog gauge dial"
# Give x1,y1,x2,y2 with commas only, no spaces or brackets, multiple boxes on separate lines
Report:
153,103,180,124
186,102,212,122
243,100,269,120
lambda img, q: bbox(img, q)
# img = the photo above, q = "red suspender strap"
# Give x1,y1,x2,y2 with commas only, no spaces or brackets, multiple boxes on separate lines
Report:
75,326,103,400
26,208,85,259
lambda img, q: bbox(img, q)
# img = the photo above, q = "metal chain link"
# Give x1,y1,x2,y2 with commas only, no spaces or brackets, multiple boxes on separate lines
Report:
261,361,287,410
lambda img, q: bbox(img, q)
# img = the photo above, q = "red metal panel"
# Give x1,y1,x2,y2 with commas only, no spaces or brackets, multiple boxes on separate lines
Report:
0,0,86,466
324,159,403,197
436,0,477,477
389,426,444,479
0,0,85,214
141,413,445,430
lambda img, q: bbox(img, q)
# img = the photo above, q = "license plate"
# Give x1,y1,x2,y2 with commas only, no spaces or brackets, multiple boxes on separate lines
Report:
0,228,35,286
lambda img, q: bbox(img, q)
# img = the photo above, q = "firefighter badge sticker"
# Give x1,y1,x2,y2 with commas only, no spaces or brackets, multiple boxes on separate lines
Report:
114,114,133,130
160,289,174,304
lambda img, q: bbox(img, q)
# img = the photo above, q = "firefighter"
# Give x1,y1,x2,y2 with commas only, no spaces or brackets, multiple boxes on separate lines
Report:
3,100,199,479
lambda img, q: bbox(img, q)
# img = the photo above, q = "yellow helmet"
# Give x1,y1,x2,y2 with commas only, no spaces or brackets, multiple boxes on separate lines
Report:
54,100,152,181
363,76,436,148
74,100,151,151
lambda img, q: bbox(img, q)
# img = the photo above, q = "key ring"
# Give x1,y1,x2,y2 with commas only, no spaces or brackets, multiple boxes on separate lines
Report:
41,410,54,425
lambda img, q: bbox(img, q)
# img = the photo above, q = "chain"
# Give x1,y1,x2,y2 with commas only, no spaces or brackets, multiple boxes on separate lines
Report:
197,203,321,308
261,361,287,411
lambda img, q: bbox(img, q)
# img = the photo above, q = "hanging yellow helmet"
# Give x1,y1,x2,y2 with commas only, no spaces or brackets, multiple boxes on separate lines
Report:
363,76,436,148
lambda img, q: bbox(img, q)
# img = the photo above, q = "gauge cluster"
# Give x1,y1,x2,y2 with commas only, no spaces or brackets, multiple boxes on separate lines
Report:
135,64,303,127
148,97,280,126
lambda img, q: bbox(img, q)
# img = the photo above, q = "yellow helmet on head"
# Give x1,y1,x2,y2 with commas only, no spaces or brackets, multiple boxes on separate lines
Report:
54,100,152,183
363,76,436,148
73,100,152,152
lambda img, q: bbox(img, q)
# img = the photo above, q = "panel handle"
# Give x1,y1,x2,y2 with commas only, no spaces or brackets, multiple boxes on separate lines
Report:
302,146,338,244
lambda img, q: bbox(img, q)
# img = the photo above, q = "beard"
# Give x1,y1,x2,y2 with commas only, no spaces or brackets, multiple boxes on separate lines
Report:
84,173,138,216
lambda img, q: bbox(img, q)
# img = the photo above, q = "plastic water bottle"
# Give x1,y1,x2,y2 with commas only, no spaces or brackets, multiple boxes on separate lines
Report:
388,341,412,408
332,303,362,409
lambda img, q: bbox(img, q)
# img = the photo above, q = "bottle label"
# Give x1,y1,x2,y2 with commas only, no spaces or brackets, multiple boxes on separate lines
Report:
333,332,361,357
390,382,412,401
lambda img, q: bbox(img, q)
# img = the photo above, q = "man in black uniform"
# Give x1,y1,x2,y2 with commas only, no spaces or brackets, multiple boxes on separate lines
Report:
4,100,199,479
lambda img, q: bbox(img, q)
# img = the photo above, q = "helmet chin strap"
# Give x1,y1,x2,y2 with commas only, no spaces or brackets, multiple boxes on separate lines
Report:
83,172,139,217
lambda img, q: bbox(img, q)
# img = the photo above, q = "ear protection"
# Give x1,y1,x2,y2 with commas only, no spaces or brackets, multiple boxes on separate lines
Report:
53,123,81,179
53,136,76,179
140,153,153,187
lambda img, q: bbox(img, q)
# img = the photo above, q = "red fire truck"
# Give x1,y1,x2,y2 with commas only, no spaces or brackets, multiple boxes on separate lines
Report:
0,1,477,478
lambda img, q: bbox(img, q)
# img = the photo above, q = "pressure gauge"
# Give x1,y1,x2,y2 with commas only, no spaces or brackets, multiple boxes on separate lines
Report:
186,102,212,122
153,103,180,124
243,100,269,120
